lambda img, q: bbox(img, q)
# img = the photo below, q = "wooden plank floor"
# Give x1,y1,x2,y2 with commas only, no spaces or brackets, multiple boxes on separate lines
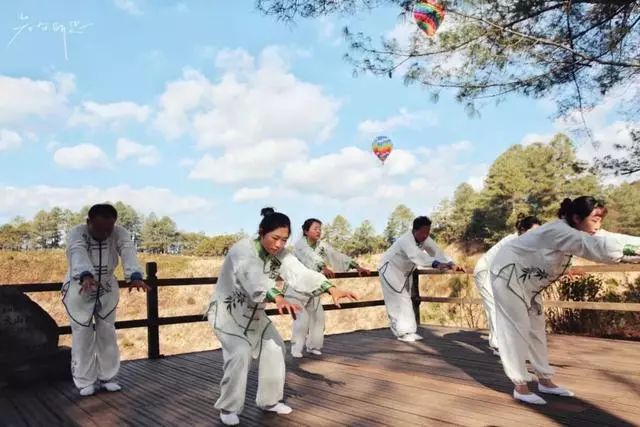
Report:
2,326,639,426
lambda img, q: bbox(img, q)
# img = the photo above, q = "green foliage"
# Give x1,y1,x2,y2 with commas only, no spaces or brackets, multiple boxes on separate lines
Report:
545,274,640,338
258,0,640,176
192,234,244,257
431,133,603,246
345,220,387,257
383,204,415,245
603,181,640,236
323,215,353,253
141,214,179,254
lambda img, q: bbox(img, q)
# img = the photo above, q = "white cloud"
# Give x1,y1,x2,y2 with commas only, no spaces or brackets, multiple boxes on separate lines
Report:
280,140,477,204
524,81,639,182
358,108,438,135
283,146,384,199
521,132,554,146
383,148,418,176
466,163,489,191
153,69,215,139
115,138,160,165
0,185,212,219
316,17,342,46
53,144,110,169
114,0,144,15
233,187,273,202
154,47,340,148
46,140,61,152
0,129,22,152
69,101,151,128
178,158,195,167
386,20,416,48
189,139,308,184
0,73,74,125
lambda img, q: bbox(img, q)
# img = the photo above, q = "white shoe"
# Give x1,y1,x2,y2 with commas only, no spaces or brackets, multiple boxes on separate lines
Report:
220,411,240,425
79,385,96,397
397,334,416,342
513,390,547,405
411,333,424,341
307,349,322,355
260,402,292,415
538,384,575,397
100,381,122,392
291,351,303,358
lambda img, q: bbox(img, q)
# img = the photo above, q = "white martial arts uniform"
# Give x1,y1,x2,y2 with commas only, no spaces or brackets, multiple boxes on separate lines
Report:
287,238,358,355
207,238,332,414
473,233,518,349
62,224,142,389
490,220,640,385
378,232,452,337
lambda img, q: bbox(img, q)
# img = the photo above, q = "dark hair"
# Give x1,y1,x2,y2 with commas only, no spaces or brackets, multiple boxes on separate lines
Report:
557,196,608,227
259,207,291,235
412,216,432,230
302,218,322,233
515,214,541,234
88,204,118,220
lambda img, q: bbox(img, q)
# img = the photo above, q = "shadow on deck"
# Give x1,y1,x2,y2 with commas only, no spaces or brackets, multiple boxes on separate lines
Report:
2,326,639,426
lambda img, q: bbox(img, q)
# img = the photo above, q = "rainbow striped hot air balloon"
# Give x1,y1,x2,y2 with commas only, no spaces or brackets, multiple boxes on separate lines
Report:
372,136,393,165
413,0,446,37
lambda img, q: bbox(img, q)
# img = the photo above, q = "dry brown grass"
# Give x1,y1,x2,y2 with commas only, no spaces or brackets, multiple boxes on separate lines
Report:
3,247,637,360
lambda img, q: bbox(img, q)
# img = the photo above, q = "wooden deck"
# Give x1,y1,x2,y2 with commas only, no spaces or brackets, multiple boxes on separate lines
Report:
1,326,639,427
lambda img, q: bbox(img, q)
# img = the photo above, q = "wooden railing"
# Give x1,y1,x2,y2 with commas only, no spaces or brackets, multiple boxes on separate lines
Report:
4,262,640,360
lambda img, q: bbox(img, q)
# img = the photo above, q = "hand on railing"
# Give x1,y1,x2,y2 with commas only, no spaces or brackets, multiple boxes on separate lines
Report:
356,266,371,277
274,295,301,320
79,277,98,294
129,280,151,293
322,266,336,278
434,262,465,273
561,268,585,280
328,287,359,308
451,264,466,273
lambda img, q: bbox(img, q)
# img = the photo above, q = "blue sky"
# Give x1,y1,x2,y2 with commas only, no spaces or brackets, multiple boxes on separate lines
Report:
0,0,632,237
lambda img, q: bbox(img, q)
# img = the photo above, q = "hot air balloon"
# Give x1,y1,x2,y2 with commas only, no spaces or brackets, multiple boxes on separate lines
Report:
413,0,446,37
372,136,393,165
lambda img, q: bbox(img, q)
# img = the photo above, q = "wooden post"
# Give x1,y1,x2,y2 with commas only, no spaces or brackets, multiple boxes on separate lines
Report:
410,270,421,326
146,262,161,359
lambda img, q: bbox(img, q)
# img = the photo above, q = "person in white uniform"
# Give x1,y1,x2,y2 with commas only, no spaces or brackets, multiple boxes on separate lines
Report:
378,216,464,342
62,203,149,397
287,218,370,358
490,196,640,405
473,215,541,355
207,208,358,426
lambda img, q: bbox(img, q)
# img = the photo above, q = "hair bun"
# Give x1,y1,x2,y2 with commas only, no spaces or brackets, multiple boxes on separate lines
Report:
260,207,275,217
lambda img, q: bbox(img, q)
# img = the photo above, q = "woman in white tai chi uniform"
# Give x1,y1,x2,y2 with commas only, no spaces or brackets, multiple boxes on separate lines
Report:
62,203,149,396
491,196,640,405
206,208,358,426
379,216,463,342
287,218,370,358
473,215,541,355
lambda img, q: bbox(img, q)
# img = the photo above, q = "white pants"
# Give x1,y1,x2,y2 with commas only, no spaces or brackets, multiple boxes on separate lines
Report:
380,276,416,337
291,296,325,354
69,310,120,389
473,269,498,348
214,325,286,413
491,274,554,385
